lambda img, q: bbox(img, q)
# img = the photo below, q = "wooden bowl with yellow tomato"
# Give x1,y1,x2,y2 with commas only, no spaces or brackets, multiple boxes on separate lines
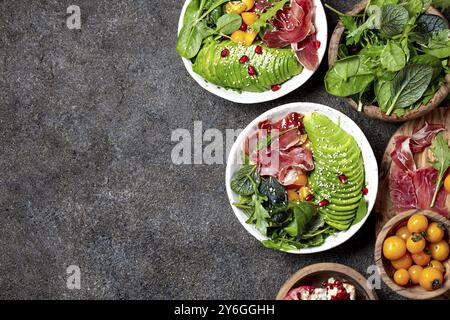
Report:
375,210,450,299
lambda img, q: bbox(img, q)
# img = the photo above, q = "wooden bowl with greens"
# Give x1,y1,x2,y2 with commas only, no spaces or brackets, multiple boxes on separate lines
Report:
327,0,450,122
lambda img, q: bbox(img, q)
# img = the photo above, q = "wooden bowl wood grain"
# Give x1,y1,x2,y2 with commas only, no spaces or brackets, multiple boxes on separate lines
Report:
276,263,378,300
375,210,450,299
328,0,450,122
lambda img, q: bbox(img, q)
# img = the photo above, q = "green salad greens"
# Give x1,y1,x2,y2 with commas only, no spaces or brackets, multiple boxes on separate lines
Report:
325,0,450,116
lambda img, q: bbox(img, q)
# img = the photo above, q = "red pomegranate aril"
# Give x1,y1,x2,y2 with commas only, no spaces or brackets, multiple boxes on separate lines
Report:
339,174,348,184
362,187,368,195
319,199,329,207
248,66,256,76
240,23,248,31
239,55,249,64
314,40,321,49
271,84,281,91
305,194,314,202
255,45,262,54
221,48,229,58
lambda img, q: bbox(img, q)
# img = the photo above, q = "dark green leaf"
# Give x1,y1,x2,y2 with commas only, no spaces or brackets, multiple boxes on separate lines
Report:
259,177,288,213
176,23,205,59
284,202,316,238
380,4,409,36
411,54,443,78
386,64,433,114
416,14,448,37
215,13,242,35
183,0,202,25
352,198,368,226
230,165,261,196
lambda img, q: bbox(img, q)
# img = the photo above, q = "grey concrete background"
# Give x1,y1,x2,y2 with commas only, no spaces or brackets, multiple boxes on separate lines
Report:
0,0,447,300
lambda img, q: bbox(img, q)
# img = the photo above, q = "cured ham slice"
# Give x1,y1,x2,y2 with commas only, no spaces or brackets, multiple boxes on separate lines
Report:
261,0,319,70
389,122,448,217
243,112,314,186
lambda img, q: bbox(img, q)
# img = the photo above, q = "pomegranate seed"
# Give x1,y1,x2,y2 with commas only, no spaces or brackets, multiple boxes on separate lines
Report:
248,66,256,76
319,199,329,207
271,84,281,91
240,23,248,31
255,45,262,54
220,48,229,58
239,55,249,64
362,187,368,195
305,194,314,202
314,40,321,49
339,174,348,184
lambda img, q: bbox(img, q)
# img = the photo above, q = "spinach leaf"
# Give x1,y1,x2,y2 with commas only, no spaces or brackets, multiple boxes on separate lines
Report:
375,79,393,111
206,6,223,26
386,64,433,115
411,54,443,78
215,13,242,35
416,14,448,37
301,215,325,238
325,56,375,97
402,0,425,16
284,202,316,238
183,0,202,25
261,239,305,251
380,4,409,36
429,132,450,207
259,177,288,213
431,0,450,10
351,198,368,226
230,164,261,196
381,41,406,71
176,23,206,59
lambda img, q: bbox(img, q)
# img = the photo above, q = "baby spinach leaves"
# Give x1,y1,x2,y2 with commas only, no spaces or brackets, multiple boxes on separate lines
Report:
381,41,406,71
284,202,316,239
386,64,433,115
380,4,409,36
230,164,261,196
215,13,242,35
325,56,375,97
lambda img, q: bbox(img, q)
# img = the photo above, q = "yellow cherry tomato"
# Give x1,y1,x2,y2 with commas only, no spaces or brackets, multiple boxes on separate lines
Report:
225,1,246,14
419,267,444,291
406,233,426,254
391,253,413,270
393,269,410,286
444,174,450,193
395,226,411,242
408,265,423,284
298,186,311,201
242,0,255,10
430,240,450,261
287,189,300,202
407,213,429,234
426,222,445,243
429,260,445,274
241,12,258,26
412,251,432,266
230,30,246,44
244,30,258,46
383,236,407,261
294,173,308,187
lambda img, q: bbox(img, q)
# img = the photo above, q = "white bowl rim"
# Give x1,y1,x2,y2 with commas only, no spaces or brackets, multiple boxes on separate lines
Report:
177,0,328,104
225,102,379,254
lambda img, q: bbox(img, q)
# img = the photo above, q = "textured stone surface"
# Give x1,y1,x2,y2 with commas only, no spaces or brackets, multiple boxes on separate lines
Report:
0,0,447,300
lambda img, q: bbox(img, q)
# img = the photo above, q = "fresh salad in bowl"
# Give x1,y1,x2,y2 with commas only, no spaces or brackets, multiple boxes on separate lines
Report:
176,0,322,94
226,105,377,252
325,0,450,117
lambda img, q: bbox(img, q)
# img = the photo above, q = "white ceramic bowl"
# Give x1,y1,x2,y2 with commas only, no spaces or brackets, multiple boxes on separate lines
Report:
177,0,328,104
225,102,379,254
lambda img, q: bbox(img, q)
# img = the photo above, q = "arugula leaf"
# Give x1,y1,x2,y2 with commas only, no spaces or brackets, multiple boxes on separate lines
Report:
230,164,261,196
346,5,382,44
250,0,289,33
386,64,433,115
429,132,450,207
261,239,305,251
423,30,450,59
380,4,409,36
253,195,270,235
381,41,406,71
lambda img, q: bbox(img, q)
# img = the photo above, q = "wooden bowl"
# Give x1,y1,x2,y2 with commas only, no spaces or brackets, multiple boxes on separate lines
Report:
328,0,450,122
375,210,450,299
276,263,378,300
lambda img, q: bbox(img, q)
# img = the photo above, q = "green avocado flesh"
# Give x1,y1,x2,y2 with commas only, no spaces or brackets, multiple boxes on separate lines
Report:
303,113,365,231
192,40,302,92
